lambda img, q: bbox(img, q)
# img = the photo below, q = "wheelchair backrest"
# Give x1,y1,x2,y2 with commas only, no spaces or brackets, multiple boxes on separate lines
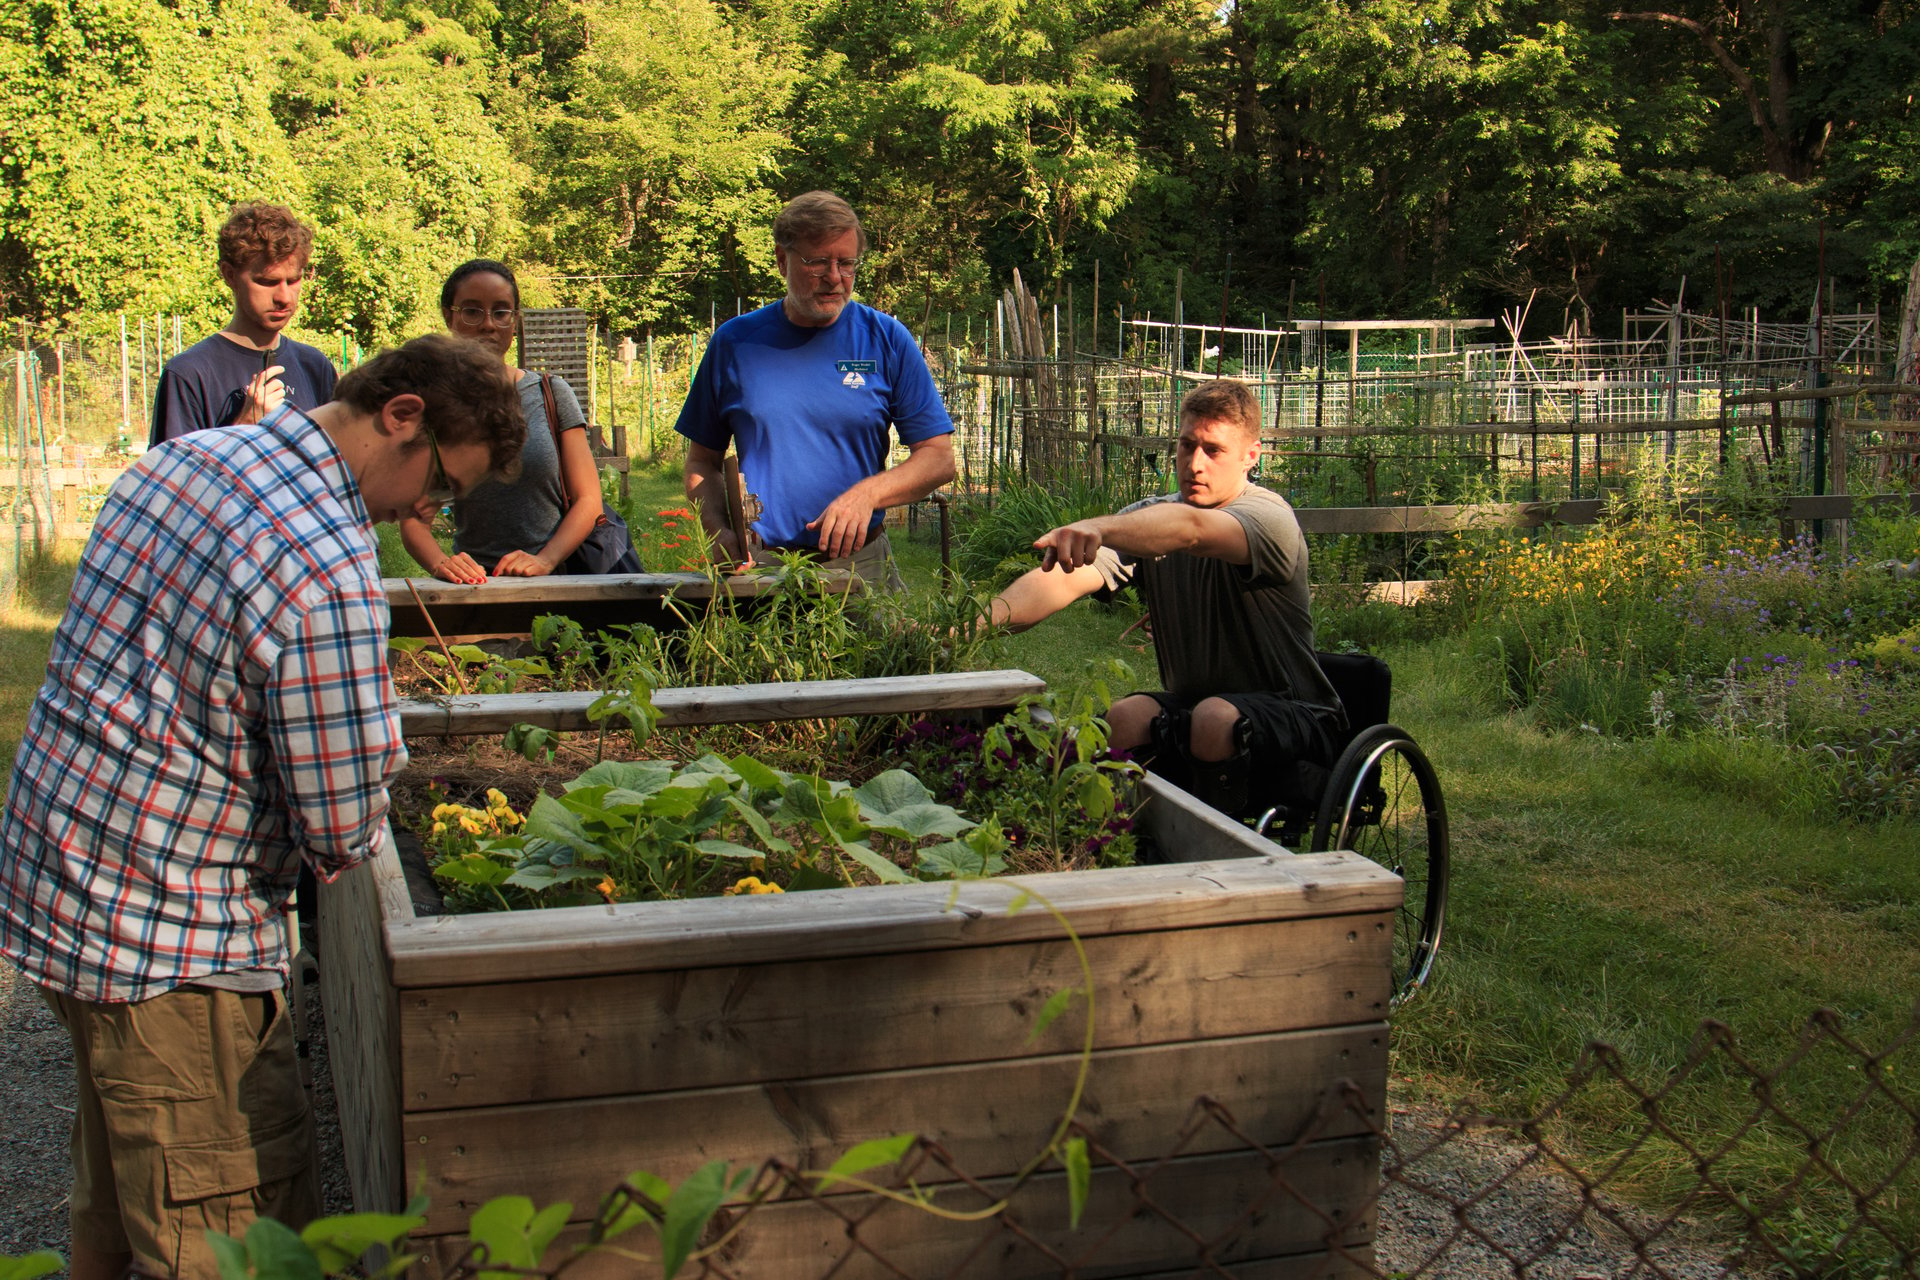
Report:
1316,651,1392,736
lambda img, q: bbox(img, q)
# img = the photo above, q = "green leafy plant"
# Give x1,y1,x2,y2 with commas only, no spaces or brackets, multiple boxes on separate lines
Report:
901,660,1143,871
424,754,1010,908
504,722,562,764
389,639,552,696
530,614,600,689
0,1253,63,1280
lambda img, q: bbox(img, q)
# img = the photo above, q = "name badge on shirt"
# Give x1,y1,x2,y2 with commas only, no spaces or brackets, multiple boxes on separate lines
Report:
836,359,875,389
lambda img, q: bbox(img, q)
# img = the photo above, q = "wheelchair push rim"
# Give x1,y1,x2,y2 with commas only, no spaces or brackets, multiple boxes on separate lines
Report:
1310,724,1449,1006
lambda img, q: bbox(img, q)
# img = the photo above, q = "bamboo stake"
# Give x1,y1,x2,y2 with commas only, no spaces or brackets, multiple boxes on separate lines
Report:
405,579,471,696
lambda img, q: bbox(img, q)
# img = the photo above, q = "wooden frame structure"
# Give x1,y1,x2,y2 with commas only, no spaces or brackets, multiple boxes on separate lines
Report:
385,570,858,641
318,671,1399,1276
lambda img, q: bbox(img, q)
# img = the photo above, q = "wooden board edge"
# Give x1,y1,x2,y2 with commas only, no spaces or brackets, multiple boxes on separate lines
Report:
384,851,1400,988
402,1023,1390,1233
316,837,406,1213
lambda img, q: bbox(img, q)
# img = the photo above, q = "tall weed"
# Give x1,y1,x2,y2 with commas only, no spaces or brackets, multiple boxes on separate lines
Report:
954,472,1159,587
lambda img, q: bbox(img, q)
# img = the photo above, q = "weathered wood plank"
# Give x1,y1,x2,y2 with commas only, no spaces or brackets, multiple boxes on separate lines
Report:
397,670,1048,736
399,911,1393,1111
314,833,410,1213
405,1024,1388,1232
1724,381,1920,405
1137,772,1283,860
384,850,1400,989
420,1140,1379,1280
384,571,850,608
384,569,859,640
424,1236,1374,1280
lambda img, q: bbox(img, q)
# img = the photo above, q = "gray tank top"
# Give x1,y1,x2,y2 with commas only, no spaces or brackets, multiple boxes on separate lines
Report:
452,371,586,568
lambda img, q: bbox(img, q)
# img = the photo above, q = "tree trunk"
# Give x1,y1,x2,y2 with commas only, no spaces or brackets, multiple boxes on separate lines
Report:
1890,253,1920,482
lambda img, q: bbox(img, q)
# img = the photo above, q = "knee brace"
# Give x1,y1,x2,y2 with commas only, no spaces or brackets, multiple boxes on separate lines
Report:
1191,748,1253,817
1129,705,1190,779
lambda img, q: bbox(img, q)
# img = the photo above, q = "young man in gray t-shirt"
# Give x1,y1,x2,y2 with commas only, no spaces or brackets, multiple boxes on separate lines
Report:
986,380,1344,816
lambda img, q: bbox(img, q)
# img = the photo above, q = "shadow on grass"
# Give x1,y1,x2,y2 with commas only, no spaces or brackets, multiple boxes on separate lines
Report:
1,545,78,786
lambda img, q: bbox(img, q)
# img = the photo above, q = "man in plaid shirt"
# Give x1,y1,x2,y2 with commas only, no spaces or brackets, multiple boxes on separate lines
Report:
1,334,524,1278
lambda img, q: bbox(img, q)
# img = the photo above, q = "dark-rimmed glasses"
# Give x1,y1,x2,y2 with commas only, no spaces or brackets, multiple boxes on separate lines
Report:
451,304,518,328
422,428,457,505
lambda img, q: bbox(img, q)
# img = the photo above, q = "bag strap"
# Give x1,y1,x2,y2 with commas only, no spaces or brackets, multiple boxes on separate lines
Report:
537,371,571,506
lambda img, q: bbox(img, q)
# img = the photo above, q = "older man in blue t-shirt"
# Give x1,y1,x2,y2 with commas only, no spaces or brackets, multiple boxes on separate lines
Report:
676,191,956,587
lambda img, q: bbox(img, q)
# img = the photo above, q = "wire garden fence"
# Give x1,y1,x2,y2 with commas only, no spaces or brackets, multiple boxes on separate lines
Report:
405,1003,1916,1279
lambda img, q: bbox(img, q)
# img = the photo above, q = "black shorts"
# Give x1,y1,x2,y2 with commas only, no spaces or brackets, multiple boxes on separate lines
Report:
1137,690,1343,811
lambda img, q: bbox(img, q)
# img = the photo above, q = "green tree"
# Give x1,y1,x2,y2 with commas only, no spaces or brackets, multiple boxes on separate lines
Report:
518,0,797,330
0,0,302,328
789,0,1142,315
272,5,522,345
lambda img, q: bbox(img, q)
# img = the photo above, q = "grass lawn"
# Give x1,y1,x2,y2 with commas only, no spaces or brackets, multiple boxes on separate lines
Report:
1382,639,1919,1246
0,552,79,781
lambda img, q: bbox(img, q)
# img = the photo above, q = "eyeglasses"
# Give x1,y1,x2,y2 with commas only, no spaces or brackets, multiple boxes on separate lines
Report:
795,254,861,277
451,304,518,328
422,428,457,505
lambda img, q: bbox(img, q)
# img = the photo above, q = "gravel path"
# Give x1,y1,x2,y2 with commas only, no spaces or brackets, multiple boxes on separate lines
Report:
4,958,1751,1277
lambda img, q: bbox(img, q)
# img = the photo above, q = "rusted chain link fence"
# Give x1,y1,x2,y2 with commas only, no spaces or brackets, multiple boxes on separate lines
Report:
426,1003,1916,1280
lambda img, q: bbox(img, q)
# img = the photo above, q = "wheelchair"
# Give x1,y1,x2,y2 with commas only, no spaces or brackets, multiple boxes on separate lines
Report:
1246,652,1450,1007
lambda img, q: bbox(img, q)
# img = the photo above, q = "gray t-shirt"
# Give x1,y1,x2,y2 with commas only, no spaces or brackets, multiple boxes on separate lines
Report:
1094,484,1341,716
453,371,586,569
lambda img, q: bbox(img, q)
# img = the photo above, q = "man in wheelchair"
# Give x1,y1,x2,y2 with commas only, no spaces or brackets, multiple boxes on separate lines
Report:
985,380,1345,822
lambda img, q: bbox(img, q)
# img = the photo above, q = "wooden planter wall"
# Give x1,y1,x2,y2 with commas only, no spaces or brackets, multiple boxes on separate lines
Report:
385,570,856,642
321,672,1399,1278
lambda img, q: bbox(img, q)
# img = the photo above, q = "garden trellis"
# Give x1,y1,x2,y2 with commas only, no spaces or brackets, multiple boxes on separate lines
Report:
914,274,1916,519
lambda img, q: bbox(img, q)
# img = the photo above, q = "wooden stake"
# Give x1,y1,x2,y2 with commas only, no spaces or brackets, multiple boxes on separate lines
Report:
118,314,130,438
723,454,750,568
405,579,470,696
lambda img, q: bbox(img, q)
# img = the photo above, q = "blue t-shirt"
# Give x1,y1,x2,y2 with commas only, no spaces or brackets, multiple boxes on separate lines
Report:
675,300,954,549
149,333,338,448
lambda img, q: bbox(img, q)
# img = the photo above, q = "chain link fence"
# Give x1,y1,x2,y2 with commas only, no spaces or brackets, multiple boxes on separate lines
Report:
407,1003,1918,1279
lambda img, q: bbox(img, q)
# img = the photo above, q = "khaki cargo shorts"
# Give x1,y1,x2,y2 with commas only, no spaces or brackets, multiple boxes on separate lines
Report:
41,983,319,1277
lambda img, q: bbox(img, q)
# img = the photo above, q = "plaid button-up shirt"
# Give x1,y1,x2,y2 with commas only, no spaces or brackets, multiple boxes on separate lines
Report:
1,405,405,1002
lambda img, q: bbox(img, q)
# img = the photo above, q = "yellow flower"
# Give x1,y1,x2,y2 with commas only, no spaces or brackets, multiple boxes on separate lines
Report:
458,814,485,835
430,821,447,837
485,788,510,808
596,877,617,900
432,803,456,821
725,876,784,896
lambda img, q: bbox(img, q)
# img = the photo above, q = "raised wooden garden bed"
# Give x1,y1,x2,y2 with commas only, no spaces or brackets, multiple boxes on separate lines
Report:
386,570,857,642
318,672,1399,1277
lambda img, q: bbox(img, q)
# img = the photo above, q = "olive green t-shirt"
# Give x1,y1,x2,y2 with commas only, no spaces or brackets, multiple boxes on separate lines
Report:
1093,485,1341,717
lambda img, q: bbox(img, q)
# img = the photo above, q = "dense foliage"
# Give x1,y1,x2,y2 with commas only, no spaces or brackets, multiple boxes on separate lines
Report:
4,0,1916,341
1313,483,1920,823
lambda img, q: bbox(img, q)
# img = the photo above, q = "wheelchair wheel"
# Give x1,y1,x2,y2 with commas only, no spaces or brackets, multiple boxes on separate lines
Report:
1310,724,1448,1006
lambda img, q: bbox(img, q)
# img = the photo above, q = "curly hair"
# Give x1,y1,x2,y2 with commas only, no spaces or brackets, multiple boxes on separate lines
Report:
216,203,315,272
335,335,526,477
